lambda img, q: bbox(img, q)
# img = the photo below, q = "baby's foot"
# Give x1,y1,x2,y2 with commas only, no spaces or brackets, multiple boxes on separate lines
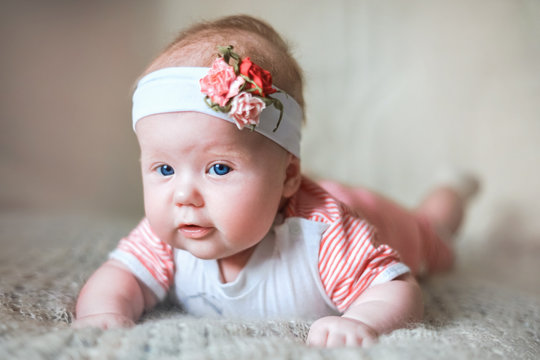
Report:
437,170,480,204
418,170,480,238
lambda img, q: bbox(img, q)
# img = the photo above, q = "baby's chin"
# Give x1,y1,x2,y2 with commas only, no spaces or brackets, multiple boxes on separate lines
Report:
171,239,230,260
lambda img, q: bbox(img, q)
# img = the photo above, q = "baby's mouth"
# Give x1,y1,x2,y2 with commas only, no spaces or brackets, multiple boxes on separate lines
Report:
178,224,213,239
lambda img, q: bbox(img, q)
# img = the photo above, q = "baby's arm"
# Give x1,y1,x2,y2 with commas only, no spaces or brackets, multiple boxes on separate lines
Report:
307,273,423,347
72,259,157,329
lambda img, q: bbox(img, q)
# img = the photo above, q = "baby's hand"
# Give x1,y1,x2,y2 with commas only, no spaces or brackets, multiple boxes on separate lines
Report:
71,313,135,330
306,316,379,348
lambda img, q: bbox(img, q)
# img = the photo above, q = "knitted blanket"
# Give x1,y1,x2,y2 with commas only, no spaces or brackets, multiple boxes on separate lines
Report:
1,212,539,359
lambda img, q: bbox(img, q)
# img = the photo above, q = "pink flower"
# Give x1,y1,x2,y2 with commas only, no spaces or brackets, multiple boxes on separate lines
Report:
200,58,245,107
228,92,266,129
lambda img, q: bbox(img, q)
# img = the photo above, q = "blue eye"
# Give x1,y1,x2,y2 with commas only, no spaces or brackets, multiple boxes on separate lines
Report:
209,164,231,176
157,164,175,176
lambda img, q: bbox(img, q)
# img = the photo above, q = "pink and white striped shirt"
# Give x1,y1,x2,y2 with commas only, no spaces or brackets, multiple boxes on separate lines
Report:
111,177,409,314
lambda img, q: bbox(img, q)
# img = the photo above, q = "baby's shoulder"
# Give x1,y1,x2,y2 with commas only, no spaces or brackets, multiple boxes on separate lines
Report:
284,176,356,226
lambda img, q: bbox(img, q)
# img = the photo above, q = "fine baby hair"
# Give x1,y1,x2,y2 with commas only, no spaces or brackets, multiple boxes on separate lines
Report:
143,15,305,112
74,14,477,348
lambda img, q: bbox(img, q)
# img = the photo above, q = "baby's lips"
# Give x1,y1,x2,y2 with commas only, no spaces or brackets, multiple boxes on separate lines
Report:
177,224,214,239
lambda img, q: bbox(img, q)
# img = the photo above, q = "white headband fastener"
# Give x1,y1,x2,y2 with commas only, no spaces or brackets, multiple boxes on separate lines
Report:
132,67,303,158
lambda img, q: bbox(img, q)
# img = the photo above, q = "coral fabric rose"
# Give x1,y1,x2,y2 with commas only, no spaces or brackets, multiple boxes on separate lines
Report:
228,92,266,129
200,58,245,107
239,57,277,97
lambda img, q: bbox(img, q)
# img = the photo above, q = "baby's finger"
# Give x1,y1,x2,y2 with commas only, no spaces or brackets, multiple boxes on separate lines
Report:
360,335,378,348
355,327,379,348
72,313,135,330
345,333,363,347
325,332,347,348
306,327,328,347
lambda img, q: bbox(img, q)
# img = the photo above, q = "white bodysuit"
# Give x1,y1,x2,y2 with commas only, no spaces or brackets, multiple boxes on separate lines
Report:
110,177,410,319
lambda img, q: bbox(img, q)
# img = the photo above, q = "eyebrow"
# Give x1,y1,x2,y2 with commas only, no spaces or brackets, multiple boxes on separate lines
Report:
204,146,251,160
139,143,252,162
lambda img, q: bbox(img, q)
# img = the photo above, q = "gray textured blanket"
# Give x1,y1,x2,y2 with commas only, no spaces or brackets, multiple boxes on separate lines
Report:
1,213,539,359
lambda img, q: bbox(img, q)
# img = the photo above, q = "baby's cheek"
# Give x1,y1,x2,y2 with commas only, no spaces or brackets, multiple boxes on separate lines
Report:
234,202,277,238
146,213,175,244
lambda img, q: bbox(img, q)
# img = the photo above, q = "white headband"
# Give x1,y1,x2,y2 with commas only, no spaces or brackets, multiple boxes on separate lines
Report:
132,67,303,158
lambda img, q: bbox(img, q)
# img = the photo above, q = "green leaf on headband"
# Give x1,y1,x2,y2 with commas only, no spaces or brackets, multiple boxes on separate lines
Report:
240,75,264,96
218,45,241,72
203,96,231,113
270,98,284,132
260,97,273,106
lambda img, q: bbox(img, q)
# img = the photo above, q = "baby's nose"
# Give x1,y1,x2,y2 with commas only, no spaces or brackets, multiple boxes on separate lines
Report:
173,179,204,207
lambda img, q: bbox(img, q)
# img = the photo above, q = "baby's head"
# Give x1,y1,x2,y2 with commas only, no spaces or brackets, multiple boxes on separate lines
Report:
143,15,305,110
132,15,304,261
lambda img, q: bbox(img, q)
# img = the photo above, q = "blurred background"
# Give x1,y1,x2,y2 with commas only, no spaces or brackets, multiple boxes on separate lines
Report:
1,0,539,245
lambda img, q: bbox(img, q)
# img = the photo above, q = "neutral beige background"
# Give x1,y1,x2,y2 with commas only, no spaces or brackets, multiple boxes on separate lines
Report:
1,0,539,243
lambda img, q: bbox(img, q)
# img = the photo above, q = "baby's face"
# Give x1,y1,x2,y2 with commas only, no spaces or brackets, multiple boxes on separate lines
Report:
136,112,295,262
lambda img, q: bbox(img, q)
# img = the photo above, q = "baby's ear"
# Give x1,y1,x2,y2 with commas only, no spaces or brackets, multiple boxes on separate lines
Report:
282,155,302,198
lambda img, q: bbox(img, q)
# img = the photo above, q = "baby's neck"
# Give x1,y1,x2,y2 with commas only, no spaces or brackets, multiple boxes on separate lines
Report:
217,245,257,283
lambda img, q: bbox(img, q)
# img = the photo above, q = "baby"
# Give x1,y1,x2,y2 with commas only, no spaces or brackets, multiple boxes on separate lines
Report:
73,15,478,347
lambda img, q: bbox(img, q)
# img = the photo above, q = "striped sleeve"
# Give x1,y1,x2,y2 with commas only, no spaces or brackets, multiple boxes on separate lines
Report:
109,218,174,301
286,177,410,313
318,213,409,312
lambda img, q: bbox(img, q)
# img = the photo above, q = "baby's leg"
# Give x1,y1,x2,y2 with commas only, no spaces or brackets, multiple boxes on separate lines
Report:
414,175,479,272
318,176,478,275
